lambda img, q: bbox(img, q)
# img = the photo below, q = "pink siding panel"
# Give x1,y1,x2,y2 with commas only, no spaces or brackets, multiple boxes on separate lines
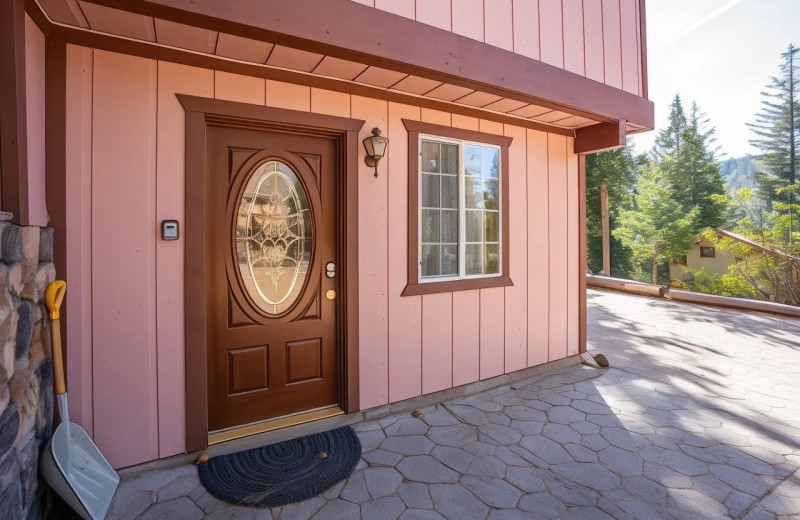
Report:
503,124,527,373
25,15,48,227
582,0,605,82
562,0,586,75
452,291,480,386
310,88,351,117
353,96,390,409
422,293,453,393
619,0,639,94
155,61,214,459
415,0,451,31
513,0,540,59
91,50,158,468
64,44,94,435
214,71,265,105
266,80,311,111
538,0,564,68
452,0,484,42
479,288,505,379
547,134,568,362
602,0,623,89
485,0,514,51
566,144,579,356
388,102,423,403
526,130,549,366
375,0,415,19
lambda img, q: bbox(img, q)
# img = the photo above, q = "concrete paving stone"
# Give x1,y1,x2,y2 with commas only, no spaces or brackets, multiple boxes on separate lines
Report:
559,507,615,520
666,488,728,520
759,488,800,516
379,415,400,429
358,429,386,452
380,435,435,455
460,440,496,457
398,482,433,509
429,483,490,520
486,412,512,426
620,475,668,507
570,421,601,436
493,445,532,466
427,425,478,447
723,490,758,518
543,478,597,507
139,497,204,520
642,462,693,489
491,394,525,407
741,446,786,466
550,463,621,491
309,499,360,520
362,448,404,467
580,434,610,452
124,468,179,492
398,509,447,520
741,506,778,520
385,417,430,437
189,486,226,514
564,443,598,463
598,446,642,477
353,421,382,432
430,445,473,473
681,430,725,448
277,497,325,520
609,495,670,520
542,423,581,444
546,406,586,425
397,456,460,484
486,508,534,520
502,406,547,422
599,427,649,452
585,414,619,427
690,474,734,502
363,467,403,499
460,476,522,508
360,496,405,520
678,444,724,464
340,472,370,504
710,463,778,496
420,410,460,427
461,398,503,412
517,492,567,519
478,423,522,445
107,487,156,519
158,474,201,503
570,400,612,415
204,506,258,519
466,456,506,478
504,466,548,493
562,391,588,400
519,435,573,465
662,450,710,476
319,479,345,500
509,419,544,435
709,444,779,475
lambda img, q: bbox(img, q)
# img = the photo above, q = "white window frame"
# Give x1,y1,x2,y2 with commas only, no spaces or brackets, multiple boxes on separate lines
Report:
418,133,503,283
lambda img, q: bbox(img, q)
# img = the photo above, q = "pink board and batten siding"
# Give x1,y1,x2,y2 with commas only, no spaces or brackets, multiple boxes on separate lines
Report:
354,0,645,96
63,46,581,468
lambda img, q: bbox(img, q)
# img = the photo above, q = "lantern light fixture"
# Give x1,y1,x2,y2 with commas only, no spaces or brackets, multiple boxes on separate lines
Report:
362,127,389,177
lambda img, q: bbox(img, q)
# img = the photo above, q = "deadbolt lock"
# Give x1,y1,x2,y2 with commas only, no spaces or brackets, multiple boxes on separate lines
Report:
325,262,336,279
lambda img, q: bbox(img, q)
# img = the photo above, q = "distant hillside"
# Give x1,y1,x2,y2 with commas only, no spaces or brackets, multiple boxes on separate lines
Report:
719,156,757,194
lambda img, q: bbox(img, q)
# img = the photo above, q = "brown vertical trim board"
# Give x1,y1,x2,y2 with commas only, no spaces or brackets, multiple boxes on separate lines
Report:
179,95,363,451
578,155,587,353
638,0,649,99
0,0,30,223
401,119,514,296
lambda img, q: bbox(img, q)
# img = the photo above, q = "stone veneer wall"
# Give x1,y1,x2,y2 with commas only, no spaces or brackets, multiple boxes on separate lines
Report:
0,212,56,520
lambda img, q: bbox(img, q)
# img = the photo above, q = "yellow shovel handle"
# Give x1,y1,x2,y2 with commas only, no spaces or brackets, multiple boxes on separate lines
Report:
46,281,67,396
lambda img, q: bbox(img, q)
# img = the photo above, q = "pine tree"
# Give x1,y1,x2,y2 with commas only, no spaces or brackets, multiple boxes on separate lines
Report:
747,44,799,241
651,95,687,161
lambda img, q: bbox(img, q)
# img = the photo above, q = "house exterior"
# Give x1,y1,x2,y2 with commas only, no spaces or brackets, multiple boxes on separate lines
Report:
670,236,733,281
2,0,653,486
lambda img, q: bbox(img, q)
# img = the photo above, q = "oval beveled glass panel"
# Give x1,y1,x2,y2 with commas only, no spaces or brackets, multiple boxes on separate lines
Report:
236,160,312,315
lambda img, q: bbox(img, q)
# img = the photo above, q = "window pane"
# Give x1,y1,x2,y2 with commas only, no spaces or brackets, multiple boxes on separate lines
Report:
484,211,499,242
483,179,499,210
483,147,499,178
466,210,482,242
441,175,458,209
421,245,441,277
442,245,458,275
422,173,440,208
422,141,440,173
421,209,440,242
465,244,483,275
485,244,499,274
441,143,459,175
441,210,459,243
464,144,482,176
465,177,483,209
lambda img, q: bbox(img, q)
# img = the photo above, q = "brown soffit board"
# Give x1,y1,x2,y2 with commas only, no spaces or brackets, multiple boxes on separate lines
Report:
401,119,513,297
50,25,575,137
78,0,654,129
574,120,627,155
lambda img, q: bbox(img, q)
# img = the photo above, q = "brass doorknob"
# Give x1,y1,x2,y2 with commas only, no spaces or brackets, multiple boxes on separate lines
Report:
326,290,336,300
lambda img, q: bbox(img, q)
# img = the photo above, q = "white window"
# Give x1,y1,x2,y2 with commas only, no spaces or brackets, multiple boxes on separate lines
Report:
419,135,502,282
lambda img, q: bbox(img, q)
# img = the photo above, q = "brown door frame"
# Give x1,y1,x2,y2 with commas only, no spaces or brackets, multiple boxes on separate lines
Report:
178,94,364,452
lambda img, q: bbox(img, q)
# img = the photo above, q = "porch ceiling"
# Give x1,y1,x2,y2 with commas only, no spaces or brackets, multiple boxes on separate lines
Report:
34,0,649,135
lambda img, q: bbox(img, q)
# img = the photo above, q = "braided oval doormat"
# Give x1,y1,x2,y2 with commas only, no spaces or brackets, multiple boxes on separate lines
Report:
198,426,361,508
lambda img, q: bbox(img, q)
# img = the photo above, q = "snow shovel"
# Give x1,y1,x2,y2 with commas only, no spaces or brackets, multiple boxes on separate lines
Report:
40,280,119,520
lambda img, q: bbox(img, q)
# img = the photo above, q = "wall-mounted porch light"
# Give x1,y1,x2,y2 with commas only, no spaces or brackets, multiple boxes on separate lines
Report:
363,127,389,177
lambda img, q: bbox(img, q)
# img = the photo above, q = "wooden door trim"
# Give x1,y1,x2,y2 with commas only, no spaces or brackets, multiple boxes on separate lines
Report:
179,94,364,452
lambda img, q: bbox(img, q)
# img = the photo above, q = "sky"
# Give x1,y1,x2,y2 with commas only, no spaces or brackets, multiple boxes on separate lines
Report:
629,0,800,159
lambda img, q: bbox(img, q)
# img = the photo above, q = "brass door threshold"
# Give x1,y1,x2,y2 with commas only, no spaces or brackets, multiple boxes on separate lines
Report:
208,406,344,446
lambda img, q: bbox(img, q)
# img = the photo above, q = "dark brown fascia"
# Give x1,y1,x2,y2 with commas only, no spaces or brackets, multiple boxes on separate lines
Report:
79,0,654,129
574,121,627,155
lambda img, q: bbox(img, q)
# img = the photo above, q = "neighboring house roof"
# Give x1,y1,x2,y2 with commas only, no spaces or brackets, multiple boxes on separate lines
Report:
711,227,800,263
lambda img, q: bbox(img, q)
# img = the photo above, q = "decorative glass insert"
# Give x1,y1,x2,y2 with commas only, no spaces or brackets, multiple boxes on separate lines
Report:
236,160,312,315
420,140,459,278
419,136,502,282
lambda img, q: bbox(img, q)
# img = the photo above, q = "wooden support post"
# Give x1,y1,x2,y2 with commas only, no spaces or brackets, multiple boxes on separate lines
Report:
600,185,610,276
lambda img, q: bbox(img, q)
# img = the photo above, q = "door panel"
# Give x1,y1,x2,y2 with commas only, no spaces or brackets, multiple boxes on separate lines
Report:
207,126,338,431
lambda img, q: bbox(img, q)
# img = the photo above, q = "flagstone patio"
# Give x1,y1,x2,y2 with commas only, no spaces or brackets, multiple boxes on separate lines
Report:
103,289,800,519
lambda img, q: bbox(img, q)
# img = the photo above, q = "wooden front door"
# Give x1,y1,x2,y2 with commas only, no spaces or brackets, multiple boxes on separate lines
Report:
206,126,339,432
